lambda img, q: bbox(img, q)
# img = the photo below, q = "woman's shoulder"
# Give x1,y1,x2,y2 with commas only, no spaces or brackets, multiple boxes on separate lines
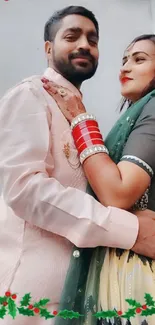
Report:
138,96,155,120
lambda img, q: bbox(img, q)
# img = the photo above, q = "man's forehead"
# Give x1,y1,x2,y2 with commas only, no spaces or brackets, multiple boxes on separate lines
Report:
60,14,97,33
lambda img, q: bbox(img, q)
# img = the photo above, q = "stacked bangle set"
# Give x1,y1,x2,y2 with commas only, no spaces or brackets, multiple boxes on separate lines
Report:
71,113,109,164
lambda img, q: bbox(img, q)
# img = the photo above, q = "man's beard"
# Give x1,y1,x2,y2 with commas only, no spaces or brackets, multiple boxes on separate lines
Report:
52,49,98,85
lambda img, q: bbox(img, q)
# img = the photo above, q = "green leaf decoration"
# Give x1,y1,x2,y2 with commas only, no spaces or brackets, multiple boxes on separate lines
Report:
144,294,155,307
18,307,34,316
142,307,155,316
34,298,50,308
40,308,55,319
8,298,17,319
58,310,83,319
126,299,141,308
20,293,31,307
94,310,117,318
0,306,7,319
0,297,7,304
0,291,155,320
122,308,136,319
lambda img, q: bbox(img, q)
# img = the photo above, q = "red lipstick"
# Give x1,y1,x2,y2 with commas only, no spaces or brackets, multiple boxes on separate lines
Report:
120,77,133,84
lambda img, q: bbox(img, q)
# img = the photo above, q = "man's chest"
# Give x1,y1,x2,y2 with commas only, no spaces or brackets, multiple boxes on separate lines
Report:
46,97,87,191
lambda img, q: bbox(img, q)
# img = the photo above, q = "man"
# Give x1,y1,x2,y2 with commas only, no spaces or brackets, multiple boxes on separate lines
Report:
0,6,155,325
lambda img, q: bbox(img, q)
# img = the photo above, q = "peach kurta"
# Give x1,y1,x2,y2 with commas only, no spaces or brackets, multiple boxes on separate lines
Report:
0,68,138,324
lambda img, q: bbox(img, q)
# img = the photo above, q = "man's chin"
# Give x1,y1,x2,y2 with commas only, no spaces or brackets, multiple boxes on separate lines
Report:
73,67,96,79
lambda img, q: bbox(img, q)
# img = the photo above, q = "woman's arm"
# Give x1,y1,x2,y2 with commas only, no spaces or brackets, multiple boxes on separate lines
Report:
83,153,151,209
42,81,155,210
79,98,155,209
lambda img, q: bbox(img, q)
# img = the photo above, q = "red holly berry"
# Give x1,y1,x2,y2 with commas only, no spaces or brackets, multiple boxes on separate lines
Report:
136,307,141,314
34,308,40,314
28,305,33,310
5,291,11,297
53,310,58,316
117,310,123,316
11,294,17,300
142,304,147,310
3,302,8,306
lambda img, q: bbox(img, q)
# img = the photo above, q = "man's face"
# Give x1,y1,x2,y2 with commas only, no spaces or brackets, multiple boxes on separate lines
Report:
45,14,99,86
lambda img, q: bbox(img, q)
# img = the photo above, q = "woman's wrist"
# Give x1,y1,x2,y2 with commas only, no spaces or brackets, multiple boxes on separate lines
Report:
71,113,96,129
71,113,109,164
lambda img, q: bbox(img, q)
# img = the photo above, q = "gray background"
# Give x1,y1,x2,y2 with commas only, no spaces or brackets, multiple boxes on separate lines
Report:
0,0,154,135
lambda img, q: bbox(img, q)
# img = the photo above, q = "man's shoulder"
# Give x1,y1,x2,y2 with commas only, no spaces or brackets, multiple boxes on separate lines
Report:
20,74,43,88
1,75,43,100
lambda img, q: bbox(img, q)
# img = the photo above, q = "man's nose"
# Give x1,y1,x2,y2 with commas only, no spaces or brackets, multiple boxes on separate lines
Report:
77,36,91,50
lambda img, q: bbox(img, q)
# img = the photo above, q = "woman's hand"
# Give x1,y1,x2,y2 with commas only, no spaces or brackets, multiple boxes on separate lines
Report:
41,77,86,124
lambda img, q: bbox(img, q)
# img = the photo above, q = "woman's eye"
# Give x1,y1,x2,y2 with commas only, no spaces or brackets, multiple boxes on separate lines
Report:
135,57,145,63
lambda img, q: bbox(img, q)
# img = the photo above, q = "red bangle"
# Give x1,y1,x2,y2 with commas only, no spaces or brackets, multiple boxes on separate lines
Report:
78,139,104,154
72,126,100,142
71,118,104,155
76,120,98,130
72,120,98,131
76,132,103,147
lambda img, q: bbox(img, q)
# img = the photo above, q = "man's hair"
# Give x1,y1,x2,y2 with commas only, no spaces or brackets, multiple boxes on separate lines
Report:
44,6,99,42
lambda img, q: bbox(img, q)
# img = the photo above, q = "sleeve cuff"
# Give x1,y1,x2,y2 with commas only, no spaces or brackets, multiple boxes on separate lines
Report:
101,207,139,249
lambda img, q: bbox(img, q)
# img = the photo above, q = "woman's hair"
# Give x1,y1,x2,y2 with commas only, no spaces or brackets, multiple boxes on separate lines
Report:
120,34,155,111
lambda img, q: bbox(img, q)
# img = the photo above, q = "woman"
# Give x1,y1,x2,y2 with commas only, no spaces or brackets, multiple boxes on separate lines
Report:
43,34,155,325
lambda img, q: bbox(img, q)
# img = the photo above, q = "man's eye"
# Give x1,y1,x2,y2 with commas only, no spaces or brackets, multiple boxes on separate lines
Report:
65,35,77,41
89,39,98,46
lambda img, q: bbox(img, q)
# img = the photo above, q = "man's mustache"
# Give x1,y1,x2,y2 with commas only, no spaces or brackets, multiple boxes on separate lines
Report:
69,50,95,64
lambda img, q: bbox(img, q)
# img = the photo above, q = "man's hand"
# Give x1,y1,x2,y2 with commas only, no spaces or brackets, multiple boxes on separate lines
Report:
132,209,155,258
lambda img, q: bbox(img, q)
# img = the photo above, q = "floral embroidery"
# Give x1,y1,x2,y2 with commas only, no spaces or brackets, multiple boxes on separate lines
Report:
63,142,70,159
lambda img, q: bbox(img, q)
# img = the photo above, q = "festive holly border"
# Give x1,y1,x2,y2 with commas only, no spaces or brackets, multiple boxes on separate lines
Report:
0,292,155,320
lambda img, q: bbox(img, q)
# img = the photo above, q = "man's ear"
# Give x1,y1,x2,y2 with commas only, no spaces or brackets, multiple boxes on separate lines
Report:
45,41,53,59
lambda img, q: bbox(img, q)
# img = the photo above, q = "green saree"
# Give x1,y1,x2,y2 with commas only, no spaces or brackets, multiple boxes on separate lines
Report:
55,90,155,325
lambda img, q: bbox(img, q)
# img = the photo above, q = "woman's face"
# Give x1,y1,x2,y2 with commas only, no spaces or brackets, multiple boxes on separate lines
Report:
119,40,155,102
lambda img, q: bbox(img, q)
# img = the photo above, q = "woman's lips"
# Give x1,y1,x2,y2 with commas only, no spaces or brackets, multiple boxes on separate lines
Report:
120,77,133,84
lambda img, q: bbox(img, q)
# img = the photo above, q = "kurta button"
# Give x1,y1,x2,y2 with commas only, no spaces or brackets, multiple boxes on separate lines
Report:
73,250,80,258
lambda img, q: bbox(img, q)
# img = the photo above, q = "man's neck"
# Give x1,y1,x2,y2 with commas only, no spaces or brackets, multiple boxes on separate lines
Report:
69,79,81,90
48,65,82,90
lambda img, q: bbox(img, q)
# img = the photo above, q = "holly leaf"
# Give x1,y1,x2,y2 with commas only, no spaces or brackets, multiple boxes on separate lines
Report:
18,307,34,316
8,297,17,319
122,308,136,319
144,294,155,307
40,308,54,319
94,310,117,318
0,306,7,319
58,310,82,319
126,299,141,308
141,307,155,316
34,298,50,308
0,297,7,304
20,293,31,307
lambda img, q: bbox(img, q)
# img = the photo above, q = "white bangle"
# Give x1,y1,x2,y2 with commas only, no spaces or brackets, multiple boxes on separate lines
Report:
71,113,96,130
80,144,109,164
